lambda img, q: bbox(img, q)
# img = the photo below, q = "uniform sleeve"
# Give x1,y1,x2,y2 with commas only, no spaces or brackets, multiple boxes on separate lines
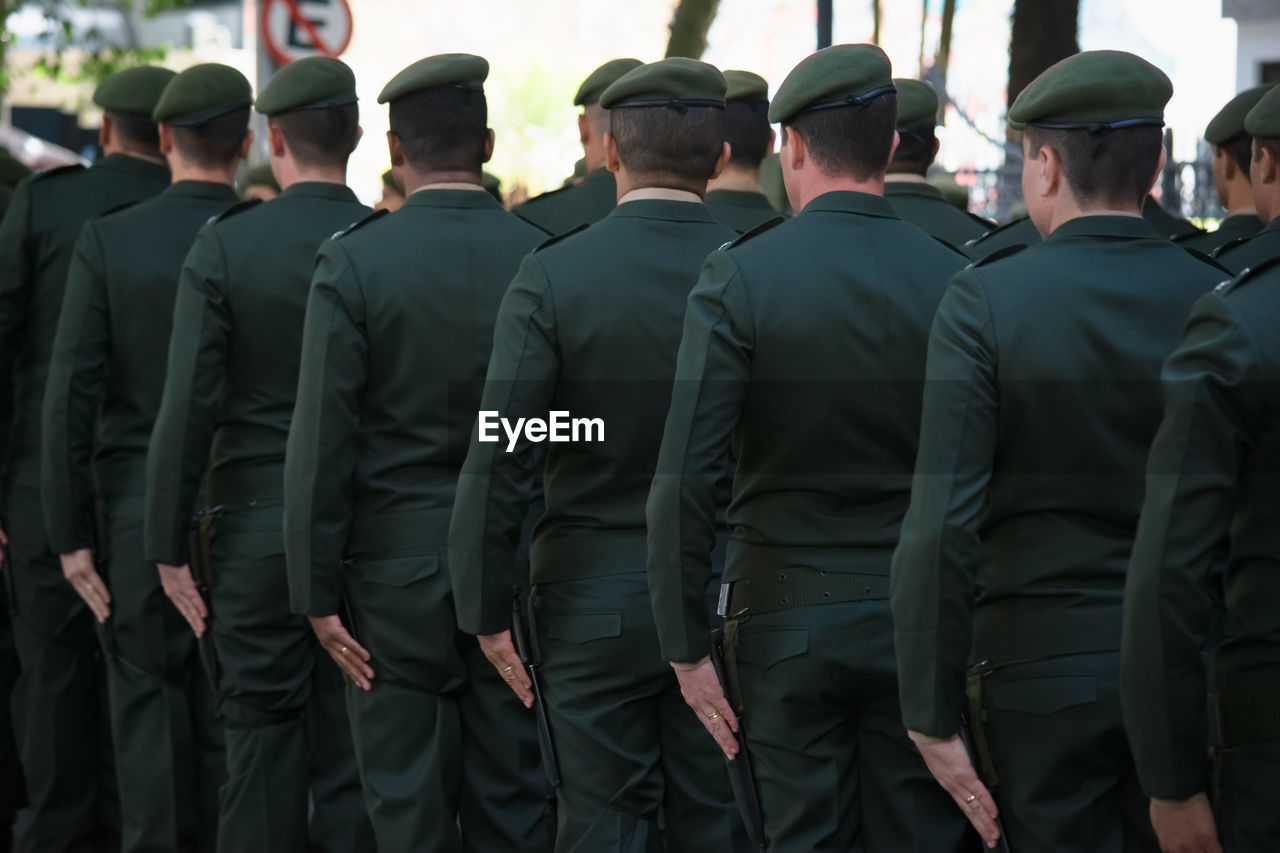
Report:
646,249,754,664
0,183,33,496
449,253,558,636
283,241,367,617
1121,291,1256,801
144,224,232,565
41,223,110,554
890,269,999,738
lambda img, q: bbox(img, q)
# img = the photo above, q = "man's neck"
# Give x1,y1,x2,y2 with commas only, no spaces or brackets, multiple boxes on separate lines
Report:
168,165,236,186
707,166,762,194
1039,199,1142,237
792,173,885,210
401,169,481,196
107,146,166,166
618,187,703,205
884,172,929,185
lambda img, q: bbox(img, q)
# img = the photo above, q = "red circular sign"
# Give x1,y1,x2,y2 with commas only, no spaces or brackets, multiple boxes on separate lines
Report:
261,0,354,67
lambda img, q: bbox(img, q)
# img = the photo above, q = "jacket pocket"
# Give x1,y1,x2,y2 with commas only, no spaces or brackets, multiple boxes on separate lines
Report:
361,553,440,588
736,627,810,670
990,673,1096,716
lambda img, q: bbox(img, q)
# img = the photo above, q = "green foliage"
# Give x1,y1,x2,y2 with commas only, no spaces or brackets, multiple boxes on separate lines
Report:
23,0,189,85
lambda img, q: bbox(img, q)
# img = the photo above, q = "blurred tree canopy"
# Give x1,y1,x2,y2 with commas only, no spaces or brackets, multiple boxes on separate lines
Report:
665,0,719,59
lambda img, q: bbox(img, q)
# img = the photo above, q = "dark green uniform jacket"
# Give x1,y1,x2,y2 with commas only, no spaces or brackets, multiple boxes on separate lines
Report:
703,188,779,233
1144,194,1202,240
891,215,1223,739
513,166,616,235
1174,212,1262,255
1214,216,1280,274
884,179,991,248
963,215,1040,260
1122,261,1280,804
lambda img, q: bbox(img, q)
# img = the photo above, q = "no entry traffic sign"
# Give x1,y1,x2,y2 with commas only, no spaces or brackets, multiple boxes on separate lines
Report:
262,0,353,66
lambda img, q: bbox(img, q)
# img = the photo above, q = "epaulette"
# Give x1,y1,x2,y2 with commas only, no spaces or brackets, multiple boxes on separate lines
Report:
532,222,589,252
726,215,785,248
931,235,966,256
519,185,571,207
966,243,1027,269
514,212,554,237
332,208,389,240
1211,235,1252,259
210,198,261,225
97,199,143,219
1214,254,1280,296
28,163,84,184
969,218,1025,243
966,211,997,230
1180,246,1230,274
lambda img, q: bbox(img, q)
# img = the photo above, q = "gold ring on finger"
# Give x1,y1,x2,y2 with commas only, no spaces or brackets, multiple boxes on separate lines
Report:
706,711,720,720
964,794,977,804
340,646,350,656
502,665,514,673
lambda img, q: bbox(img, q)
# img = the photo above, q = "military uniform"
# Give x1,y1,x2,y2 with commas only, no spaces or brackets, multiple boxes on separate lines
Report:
284,53,551,853
41,64,254,852
0,65,174,853
143,57,375,853
647,47,972,852
1143,194,1202,240
1176,212,1261,254
450,59,744,853
891,52,1224,853
1215,217,1280,272
703,71,779,234
963,215,1039,259
703,189,779,233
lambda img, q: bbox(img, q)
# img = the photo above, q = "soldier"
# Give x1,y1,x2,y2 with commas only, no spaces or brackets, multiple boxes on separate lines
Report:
884,78,993,246
1176,87,1270,254
449,58,745,852
703,70,779,232
1214,86,1280,273
142,57,373,853
644,45,972,852
41,63,252,852
1121,85,1280,853
512,58,641,233
1144,193,1203,240
374,168,404,212
242,161,280,201
283,53,550,851
890,51,1226,852
963,209,1039,259
0,64,173,853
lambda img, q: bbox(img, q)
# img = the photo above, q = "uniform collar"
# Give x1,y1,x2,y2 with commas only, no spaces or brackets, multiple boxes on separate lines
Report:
280,181,359,203
884,181,945,201
606,194,715,223
402,187,502,210
94,153,169,182
1045,214,1160,242
705,188,773,207
163,180,240,201
884,173,930,185
799,190,900,219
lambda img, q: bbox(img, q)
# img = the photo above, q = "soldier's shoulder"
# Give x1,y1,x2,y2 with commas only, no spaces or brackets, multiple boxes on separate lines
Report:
718,216,788,262
517,185,573,210
530,222,590,255
1215,254,1280,299
328,208,391,244
964,242,1030,272
1211,234,1255,261
209,198,262,227
27,163,84,187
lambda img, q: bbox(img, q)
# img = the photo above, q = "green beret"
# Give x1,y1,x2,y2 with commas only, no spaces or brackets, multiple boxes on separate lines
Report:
574,59,643,107
245,163,279,192
255,56,356,116
599,57,726,111
895,78,938,128
1205,86,1271,144
1244,85,1280,139
94,66,176,118
152,63,253,126
768,44,895,124
724,70,769,103
1006,50,1171,132
382,169,403,194
378,53,488,104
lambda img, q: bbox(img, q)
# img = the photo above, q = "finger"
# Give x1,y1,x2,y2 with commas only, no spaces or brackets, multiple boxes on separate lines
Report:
330,649,372,691
178,595,205,637
327,637,374,681
949,786,1000,847
496,655,533,708
330,625,373,664
85,573,111,608
697,707,739,759
77,582,110,622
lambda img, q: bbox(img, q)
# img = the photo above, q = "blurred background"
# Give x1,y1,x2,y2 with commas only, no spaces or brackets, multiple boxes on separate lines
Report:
0,0,1267,223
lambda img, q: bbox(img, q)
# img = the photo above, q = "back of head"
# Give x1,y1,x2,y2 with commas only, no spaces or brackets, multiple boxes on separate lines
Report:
1009,50,1172,210
380,53,490,175
1245,86,1280,220
600,57,727,191
889,78,939,175
576,58,644,158
769,44,898,181
152,63,253,169
94,65,175,156
256,56,360,170
1204,85,1272,182
722,70,772,170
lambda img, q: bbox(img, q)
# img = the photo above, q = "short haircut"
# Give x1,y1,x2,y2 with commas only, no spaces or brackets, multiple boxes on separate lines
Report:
724,99,771,169
1256,136,1280,166
1218,132,1253,182
388,86,487,173
1024,124,1163,209
584,103,610,137
269,103,359,170
107,110,160,152
783,91,897,181
169,107,251,169
888,125,937,175
609,105,724,190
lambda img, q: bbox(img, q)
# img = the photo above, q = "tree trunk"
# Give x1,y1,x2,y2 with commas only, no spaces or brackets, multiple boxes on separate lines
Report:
932,0,956,89
665,0,721,60
1007,0,1079,105
872,0,882,45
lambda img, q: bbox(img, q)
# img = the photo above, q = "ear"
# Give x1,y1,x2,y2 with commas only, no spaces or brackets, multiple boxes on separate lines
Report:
767,127,777,154
578,112,591,147
603,131,621,174
99,114,113,150
267,123,287,158
887,129,901,164
158,123,175,157
1262,144,1279,185
1149,146,1168,195
784,124,805,171
482,128,495,165
352,125,364,153
1038,142,1061,199
931,136,941,160
710,141,731,181
238,128,255,163
387,130,404,168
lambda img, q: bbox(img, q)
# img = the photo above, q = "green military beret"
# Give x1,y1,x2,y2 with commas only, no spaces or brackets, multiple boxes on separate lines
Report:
1007,50,1171,132
1205,86,1271,144
724,70,769,103
94,65,176,118
599,57,726,111
574,58,643,107
1244,85,1280,139
381,169,402,194
378,53,488,104
255,56,357,116
895,78,939,128
152,63,253,126
245,163,279,191
768,43,895,124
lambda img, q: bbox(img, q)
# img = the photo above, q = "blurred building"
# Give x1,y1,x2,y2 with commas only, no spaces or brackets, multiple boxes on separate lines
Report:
1224,0,1280,87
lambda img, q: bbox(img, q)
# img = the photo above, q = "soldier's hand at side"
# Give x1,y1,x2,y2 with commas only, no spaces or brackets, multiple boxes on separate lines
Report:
309,615,374,691
61,548,111,623
1149,794,1222,853
672,659,739,760
0,523,8,570
909,731,1002,848
157,563,207,638
479,630,533,708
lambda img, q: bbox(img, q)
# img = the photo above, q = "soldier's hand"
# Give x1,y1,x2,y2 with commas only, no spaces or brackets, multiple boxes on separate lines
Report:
61,548,111,623
479,630,533,708
672,659,739,760
0,523,8,570
1149,794,1222,853
157,563,207,638
309,615,374,691
908,730,1002,848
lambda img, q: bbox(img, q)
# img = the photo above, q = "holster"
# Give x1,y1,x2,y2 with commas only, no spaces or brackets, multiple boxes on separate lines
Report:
0,513,13,616
963,660,1001,790
712,613,768,850
1207,691,1225,818
88,494,118,657
186,507,222,690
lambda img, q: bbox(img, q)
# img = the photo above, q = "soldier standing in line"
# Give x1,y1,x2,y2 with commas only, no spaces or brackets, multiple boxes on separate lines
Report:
703,70,779,232
41,63,253,852
1214,87,1280,273
374,168,404,212
142,57,374,853
242,162,280,201
283,53,551,852
0,64,173,853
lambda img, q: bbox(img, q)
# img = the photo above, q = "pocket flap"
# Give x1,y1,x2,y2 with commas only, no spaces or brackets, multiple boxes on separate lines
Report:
736,628,809,670
545,613,622,644
991,673,1096,716
361,553,440,588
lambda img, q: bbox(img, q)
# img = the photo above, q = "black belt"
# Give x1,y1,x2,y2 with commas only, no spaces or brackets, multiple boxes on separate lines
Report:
725,568,890,616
